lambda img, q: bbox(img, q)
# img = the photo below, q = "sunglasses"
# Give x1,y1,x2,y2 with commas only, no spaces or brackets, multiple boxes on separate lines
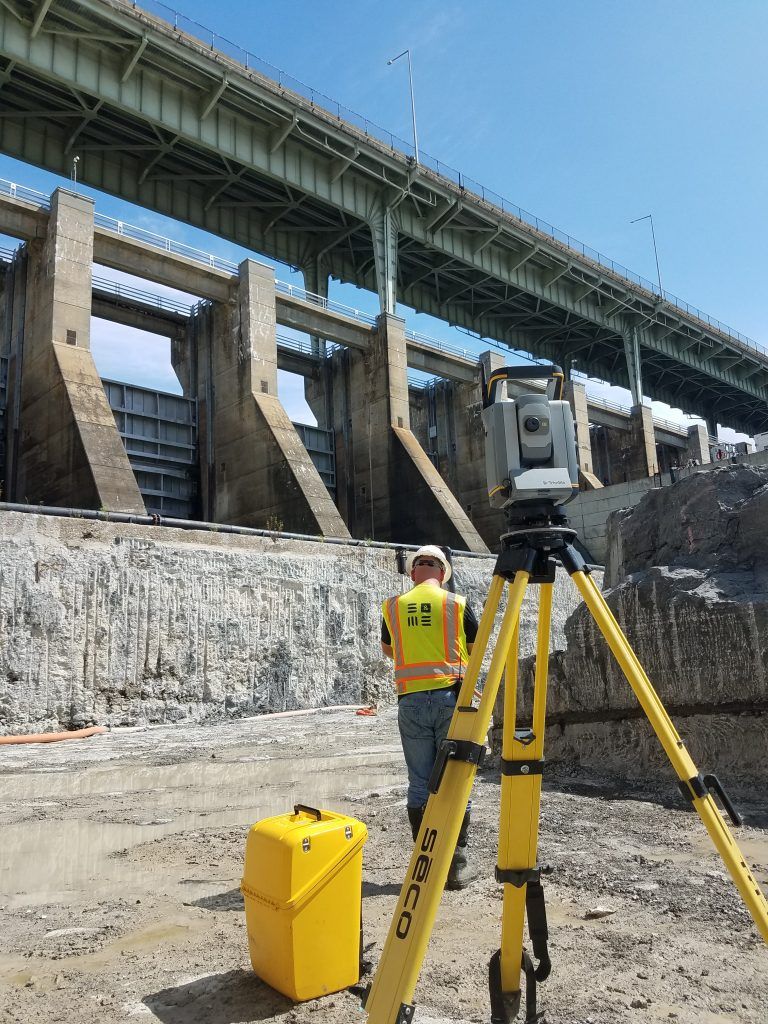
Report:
414,559,441,568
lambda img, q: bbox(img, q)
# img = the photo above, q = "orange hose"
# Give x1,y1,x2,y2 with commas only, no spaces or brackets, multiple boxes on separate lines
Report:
0,725,107,745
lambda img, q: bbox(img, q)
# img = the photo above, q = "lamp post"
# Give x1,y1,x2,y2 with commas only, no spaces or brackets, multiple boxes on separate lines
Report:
631,213,663,298
387,49,419,165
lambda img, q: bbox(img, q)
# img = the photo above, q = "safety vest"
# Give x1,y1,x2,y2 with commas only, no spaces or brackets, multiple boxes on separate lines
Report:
382,582,470,695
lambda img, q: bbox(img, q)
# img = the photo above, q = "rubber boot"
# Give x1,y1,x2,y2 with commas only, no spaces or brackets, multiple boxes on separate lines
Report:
407,805,425,843
446,809,477,890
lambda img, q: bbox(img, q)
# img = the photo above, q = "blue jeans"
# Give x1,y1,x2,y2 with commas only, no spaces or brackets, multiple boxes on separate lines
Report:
398,687,459,808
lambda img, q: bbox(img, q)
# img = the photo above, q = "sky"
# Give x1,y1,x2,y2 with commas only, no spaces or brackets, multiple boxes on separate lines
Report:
2,0,766,442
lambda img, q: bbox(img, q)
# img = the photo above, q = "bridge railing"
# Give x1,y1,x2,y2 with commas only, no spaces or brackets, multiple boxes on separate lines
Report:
120,3,767,358
587,394,693,435
93,210,240,273
276,332,342,358
92,274,194,316
0,178,51,208
273,280,378,327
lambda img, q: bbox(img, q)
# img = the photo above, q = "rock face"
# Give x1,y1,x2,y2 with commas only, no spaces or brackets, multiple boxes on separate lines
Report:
0,511,588,734
493,464,768,786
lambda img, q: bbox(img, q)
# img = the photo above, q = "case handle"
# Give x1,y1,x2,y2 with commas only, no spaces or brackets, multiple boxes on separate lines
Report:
294,803,322,820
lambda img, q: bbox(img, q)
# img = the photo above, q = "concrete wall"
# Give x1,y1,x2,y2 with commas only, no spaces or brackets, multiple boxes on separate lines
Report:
0,510,590,734
567,478,657,563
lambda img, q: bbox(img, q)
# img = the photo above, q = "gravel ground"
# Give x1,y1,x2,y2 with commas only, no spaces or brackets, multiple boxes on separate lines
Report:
0,709,766,1024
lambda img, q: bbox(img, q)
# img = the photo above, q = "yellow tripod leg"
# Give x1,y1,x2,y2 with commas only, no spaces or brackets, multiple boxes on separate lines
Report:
571,568,768,944
491,583,553,1023
365,571,531,1024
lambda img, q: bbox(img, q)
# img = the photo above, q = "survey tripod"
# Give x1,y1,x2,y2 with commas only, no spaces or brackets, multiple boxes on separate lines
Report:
364,509,768,1024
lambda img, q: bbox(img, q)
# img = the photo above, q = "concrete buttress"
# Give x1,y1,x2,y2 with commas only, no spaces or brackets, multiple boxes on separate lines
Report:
628,404,659,478
331,311,487,550
5,189,144,511
186,259,349,536
685,422,711,465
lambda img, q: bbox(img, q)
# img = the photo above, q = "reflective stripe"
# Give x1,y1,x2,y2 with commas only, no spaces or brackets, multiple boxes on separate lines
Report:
441,590,450,668
444,593,460,664
395,662,462,681
385,596,404,669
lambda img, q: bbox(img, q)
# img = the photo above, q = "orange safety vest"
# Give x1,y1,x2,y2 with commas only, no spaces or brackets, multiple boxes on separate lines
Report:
382,582,470,695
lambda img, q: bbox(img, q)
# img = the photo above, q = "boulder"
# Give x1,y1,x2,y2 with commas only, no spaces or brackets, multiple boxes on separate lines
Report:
492,464,768,786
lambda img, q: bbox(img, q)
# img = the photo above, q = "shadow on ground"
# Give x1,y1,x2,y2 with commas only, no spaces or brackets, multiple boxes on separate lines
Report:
187,887,244,912
362,880,401,898
144,969,291,1024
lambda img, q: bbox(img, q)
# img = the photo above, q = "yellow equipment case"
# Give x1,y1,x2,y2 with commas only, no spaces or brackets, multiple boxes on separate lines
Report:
241,803,368,1001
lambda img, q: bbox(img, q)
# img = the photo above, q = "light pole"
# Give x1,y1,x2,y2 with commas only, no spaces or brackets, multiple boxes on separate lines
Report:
631,213,663,298
387,49,419,165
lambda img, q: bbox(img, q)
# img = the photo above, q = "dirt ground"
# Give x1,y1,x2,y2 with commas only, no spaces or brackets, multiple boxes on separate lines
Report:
1,708,766,1024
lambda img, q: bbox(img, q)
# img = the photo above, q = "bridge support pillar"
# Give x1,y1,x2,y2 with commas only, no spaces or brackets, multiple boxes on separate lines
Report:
327,312,487,549
5,189,144,511
686,422,711,465
623,325,644,406
371,206,398,314
181,260,349,536
563,379,601,487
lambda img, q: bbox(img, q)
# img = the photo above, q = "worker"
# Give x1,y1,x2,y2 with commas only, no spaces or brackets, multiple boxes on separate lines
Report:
381,545,479,889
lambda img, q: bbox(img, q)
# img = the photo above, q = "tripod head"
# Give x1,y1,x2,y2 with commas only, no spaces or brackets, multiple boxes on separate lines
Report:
480,363,579,522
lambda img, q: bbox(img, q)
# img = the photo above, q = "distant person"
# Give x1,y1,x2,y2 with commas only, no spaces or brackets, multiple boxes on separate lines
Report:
381,545,478,889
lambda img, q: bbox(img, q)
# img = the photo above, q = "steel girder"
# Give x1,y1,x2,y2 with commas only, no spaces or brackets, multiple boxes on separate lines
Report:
0,0,767,432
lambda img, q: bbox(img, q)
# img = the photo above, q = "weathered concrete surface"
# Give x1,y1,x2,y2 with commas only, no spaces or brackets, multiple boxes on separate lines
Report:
493,464,768,784
7,189,144,513
685,421,711,465
0,510,589,735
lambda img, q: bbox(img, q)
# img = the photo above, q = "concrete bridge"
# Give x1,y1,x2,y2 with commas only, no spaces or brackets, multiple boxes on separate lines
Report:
0,0,767,437
0,184,713,554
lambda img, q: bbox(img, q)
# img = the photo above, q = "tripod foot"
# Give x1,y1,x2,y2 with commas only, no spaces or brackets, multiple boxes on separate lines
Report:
489,950,546,1024
489,950,520,1023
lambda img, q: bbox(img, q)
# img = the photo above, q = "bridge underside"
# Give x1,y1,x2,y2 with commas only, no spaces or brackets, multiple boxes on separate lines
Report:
0,0,767,433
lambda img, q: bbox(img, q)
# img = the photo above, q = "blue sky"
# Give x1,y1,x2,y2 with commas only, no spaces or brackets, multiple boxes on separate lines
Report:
1,0,766,441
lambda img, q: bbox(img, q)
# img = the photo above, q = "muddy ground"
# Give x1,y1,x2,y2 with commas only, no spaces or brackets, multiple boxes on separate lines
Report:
0,708,766,1024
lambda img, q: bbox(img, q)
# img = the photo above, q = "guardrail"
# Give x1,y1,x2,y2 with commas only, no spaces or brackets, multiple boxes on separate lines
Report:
92,274,194,316
0,178,50,208
274,279,378,327
113,2,767,357
586,395,690,435
276,332,341,358
94,210,239,273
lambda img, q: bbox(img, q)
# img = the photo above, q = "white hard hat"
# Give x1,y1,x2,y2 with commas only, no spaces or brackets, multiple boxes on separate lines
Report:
405,545,452,583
